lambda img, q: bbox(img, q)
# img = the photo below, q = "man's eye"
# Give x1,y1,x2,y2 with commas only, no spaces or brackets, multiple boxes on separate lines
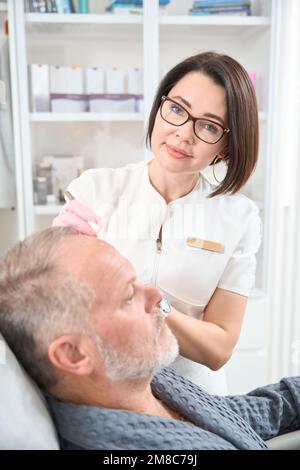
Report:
126,294,135,305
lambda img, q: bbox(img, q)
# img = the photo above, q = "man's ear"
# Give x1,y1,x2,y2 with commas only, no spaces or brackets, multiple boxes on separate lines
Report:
48,335,94,377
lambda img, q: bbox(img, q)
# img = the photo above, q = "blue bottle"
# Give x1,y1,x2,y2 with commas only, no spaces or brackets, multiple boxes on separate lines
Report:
77,0,90,14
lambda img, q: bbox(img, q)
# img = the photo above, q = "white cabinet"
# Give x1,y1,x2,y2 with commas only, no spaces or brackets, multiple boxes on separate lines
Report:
8,0,298,393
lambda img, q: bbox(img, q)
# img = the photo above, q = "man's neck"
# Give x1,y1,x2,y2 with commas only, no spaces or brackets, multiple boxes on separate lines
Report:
52,375,164,417
51,374,188,421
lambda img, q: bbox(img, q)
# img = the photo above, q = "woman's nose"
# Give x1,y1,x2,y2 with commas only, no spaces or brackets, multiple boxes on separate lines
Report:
175,120,195,143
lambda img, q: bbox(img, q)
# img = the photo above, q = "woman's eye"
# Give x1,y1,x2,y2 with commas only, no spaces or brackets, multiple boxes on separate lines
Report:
201,121,218,134
170,104,185,115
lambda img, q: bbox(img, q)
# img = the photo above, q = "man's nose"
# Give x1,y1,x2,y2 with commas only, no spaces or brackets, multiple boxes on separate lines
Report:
144,286,163,314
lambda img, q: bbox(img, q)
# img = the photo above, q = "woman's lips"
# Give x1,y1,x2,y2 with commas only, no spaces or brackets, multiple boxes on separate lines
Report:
165,144,192,159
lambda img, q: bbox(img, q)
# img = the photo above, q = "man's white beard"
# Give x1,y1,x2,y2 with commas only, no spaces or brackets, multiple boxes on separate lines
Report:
94,313,179,382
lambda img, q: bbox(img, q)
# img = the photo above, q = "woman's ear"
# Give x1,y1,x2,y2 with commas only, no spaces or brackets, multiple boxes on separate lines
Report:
219,145,229,159
48,335,94,377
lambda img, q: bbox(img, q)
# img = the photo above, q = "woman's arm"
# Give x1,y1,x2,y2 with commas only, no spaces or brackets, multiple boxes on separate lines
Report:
166,287,247,370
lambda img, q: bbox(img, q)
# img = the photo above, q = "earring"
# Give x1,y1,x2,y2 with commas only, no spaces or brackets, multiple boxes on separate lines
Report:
212,156,223,183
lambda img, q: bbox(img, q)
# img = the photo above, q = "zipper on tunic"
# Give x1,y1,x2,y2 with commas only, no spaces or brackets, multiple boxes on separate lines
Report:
151,225,163,287
156,225,162,253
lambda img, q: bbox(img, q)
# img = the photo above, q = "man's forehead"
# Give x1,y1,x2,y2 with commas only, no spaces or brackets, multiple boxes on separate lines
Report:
59,234,112,256
57,235,134,286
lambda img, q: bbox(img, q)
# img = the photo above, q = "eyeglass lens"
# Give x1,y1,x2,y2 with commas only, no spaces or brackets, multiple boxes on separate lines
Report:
161,99,224,144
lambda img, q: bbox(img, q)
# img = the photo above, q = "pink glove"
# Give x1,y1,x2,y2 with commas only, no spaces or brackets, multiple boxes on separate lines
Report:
53,199,103,237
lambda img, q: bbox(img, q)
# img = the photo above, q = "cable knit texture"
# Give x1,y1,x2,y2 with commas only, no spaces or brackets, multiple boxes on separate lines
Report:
45,368,300,450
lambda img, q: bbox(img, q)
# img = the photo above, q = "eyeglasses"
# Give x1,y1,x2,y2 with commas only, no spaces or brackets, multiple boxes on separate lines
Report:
160,95,230,144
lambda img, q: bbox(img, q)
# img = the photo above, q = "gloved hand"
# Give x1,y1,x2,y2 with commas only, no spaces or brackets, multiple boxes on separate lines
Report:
53,199,103,237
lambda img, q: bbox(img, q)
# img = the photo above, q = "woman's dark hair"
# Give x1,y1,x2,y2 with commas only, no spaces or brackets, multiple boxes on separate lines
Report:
146,52,259,197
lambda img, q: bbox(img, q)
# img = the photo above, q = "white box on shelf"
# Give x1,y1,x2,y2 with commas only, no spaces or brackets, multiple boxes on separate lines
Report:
128,67,143,95
89,94,136,112
29,64,50,112
42,155,84,203
135,95,144,113
50,65,84,95
106,67,125,94
50,93,88,112
65,66,84,94
50,65,67,94
85,67,105,94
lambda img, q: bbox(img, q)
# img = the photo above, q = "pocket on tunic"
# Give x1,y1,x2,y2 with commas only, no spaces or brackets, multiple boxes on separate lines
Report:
156,244,225,310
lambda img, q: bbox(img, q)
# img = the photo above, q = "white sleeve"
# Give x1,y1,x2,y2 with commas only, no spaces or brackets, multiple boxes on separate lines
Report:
218,202,262,297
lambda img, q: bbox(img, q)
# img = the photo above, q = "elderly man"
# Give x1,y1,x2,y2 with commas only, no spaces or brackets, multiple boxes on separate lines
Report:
0,227,299,450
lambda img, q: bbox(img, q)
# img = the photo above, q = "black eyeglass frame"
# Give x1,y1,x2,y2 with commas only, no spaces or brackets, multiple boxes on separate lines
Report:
160,95,230,144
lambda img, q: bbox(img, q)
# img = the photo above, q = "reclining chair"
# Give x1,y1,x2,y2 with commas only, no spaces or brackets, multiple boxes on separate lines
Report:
0,335,299,450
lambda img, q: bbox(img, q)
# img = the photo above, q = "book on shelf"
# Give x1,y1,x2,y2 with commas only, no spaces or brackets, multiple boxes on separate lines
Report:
27,0,46,12
189,1,251,16
27,0,75,13
192,0,250,5
55,0,75,13
106,0,171,13
189,9,251,16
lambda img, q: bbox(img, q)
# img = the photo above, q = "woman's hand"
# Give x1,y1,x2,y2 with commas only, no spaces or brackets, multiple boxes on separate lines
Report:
53,199,103,237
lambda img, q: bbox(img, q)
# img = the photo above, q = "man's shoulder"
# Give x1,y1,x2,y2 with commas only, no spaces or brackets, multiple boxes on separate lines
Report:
152,367,209,400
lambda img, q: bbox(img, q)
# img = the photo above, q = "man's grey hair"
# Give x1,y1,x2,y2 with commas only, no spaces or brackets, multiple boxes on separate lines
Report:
0,227,94,389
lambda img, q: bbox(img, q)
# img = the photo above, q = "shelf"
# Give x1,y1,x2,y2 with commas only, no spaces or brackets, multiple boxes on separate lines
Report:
30,113,144,122
160,15,270,26
25,13,270,27
34,205,62,215
25,13,143,25
25,13,270,38
25,13,143,37
160,15,270,38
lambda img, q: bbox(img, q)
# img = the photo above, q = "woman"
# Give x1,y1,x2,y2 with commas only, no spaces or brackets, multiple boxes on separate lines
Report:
54,52,261,394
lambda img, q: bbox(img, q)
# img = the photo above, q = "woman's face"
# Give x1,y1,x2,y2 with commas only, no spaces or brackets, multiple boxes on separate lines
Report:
151,71,229,175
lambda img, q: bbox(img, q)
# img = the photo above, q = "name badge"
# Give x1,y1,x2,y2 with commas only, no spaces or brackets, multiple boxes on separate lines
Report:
186,237,224,253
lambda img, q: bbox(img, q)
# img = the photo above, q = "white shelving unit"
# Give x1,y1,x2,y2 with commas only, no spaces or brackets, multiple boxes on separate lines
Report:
9,0,297,394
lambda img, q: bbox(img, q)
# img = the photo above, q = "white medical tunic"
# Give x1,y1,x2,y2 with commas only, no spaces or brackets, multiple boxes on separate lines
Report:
67,160,261,394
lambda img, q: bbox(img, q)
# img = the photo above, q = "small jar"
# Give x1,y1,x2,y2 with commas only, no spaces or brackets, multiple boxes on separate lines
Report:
34,177,47,205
